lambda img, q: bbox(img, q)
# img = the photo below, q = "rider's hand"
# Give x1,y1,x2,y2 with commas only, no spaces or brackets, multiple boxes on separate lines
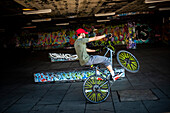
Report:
96,49,100,52
96,49,102,53
105,33,112,38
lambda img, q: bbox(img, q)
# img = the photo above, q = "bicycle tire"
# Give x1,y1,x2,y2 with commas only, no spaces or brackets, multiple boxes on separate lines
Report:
83,75,110,103
117,50,140,73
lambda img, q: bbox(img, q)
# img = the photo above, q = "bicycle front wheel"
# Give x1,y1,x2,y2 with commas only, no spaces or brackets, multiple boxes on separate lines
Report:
83,75,110,103
117,50,140,73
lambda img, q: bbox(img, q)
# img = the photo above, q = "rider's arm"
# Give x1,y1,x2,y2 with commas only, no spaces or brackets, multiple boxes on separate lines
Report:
86,48,96,52
88,34,106,42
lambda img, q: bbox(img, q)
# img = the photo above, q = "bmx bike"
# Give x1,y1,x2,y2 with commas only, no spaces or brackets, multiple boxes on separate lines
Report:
83,46,140,103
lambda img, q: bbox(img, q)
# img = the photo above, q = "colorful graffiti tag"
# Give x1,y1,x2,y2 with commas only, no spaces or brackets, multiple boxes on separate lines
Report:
49,53,78,62
34,67,125,82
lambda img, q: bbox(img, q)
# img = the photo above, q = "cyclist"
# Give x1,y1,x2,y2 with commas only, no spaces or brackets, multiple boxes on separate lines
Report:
74,28,117,80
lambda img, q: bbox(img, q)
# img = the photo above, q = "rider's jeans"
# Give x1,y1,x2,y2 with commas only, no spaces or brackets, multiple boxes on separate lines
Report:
85,55,111,67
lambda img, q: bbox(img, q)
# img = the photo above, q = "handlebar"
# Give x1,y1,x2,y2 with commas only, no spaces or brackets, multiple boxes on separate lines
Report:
103,46,113,50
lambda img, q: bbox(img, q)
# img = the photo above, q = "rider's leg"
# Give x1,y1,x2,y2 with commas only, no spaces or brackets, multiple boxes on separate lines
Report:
107,65,115,77
85,55,115,78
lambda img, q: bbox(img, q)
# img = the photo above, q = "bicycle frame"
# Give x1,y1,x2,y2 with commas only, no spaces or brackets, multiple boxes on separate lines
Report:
104,46,115,67
91,46,123,89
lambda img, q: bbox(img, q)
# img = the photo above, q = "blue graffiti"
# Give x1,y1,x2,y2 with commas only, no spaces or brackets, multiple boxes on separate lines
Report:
34,67,125,83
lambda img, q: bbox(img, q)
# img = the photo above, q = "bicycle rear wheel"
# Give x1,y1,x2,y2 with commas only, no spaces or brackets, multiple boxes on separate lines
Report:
117,50,140,73
83,75,110,103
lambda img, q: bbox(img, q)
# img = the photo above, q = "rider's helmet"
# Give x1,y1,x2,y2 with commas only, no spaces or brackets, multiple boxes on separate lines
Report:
76,28,88,36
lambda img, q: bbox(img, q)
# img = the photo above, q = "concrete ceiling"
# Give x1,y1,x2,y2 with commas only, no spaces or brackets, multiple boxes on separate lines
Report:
12,0,170,17
0,0,170,29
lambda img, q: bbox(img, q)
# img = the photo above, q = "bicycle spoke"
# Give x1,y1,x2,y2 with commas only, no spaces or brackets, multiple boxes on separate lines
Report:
131,62,137,70
99,81,108,88
100,89,109,92
130,60,138,65
131,62,138,68
85,79,93,88
94,76,96,85
97,92,105,102
125,62,128,68
130,59,138,70
85,89,93,93
100,92,107,99
119,59,126,63
90,77,95,84
129,56,135,61
129,63,133,70
98,79,105,85
86,92,93,99
97,93,102,102
89,93,96,102
88,92,94,101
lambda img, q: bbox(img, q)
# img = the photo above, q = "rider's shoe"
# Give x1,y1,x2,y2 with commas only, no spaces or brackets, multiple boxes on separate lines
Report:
110,72,122,81
113,74,120,81
109,73,119,81
113,72,123,81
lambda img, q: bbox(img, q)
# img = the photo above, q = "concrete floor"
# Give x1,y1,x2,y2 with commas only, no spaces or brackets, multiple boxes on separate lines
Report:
0,46,170,113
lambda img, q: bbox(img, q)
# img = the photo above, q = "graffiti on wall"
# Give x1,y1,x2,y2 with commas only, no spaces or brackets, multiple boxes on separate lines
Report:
34,67,125,82
49,53,78,62
15,23,151,49
135,24,151,43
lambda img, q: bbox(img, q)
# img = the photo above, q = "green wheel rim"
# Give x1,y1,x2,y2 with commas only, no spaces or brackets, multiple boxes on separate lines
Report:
117,50,140,73
83,75,110,103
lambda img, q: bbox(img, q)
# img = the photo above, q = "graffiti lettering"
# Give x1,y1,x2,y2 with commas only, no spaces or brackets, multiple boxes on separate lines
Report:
49,53,78,62
34,67,125,82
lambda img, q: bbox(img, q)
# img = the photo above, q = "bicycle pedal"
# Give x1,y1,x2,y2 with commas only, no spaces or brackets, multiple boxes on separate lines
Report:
109,75,113,80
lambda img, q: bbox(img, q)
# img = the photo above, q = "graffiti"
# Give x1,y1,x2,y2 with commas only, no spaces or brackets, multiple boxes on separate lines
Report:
49,53,78,62
13,22,152,49
37,32,68,46
136,24,151,40
126,38,136,49
34,70,95,82
34,67,125,82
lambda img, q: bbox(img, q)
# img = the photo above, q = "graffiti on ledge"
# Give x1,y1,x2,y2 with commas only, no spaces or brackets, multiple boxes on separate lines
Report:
34,67,125,82
49,53,78,62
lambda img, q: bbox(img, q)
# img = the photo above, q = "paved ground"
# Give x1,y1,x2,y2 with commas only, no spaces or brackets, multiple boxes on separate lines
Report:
0,46,170,113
